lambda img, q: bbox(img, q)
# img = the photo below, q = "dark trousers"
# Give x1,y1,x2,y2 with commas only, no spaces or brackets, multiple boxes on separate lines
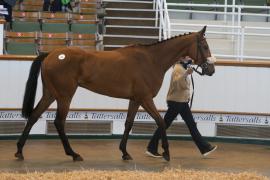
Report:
43,0,50,11
50,0,62,12
147,101,212,154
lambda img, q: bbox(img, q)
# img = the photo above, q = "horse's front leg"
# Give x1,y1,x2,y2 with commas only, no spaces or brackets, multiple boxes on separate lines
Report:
119,100,140,160
142,98,170,161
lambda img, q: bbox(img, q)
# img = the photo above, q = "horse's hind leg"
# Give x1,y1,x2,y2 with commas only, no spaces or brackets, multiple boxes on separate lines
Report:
141,98,170,161
15,89,55,160
119,100,140,160
54,98,83,161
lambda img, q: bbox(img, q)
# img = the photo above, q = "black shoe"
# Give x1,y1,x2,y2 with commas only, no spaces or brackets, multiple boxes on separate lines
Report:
202,145,217,157
145,150,162,158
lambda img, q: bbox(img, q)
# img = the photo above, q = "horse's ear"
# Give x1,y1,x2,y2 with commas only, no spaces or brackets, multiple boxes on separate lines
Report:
199,26,207,36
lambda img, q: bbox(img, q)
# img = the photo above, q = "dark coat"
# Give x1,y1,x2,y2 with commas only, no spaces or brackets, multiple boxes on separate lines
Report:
3,0,17,7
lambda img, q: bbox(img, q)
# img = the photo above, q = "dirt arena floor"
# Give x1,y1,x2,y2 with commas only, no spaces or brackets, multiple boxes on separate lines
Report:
0,139,269,178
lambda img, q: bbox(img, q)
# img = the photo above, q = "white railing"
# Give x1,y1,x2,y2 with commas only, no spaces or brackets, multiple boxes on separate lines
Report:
155,0,171,40
167,3,270,23
163,2,270,60
170,23,270,61
163,0,171,39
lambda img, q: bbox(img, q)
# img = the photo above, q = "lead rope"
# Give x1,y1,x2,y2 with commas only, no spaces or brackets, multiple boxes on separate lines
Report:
192,66,204,75
190,73,195,109
189,35,202,108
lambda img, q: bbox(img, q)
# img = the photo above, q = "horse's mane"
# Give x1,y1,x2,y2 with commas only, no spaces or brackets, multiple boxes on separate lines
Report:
125,32,194,48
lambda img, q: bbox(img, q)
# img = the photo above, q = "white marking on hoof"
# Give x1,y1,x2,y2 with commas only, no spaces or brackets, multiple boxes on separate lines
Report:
58,54,66,60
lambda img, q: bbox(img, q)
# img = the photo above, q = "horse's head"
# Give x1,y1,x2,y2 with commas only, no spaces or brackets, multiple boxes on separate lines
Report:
188,26,216,76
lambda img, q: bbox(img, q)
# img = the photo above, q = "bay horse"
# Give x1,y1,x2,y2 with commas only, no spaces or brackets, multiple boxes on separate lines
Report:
15,26,215,162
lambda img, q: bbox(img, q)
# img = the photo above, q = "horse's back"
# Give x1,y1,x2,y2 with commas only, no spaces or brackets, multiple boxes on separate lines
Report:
41,46,158,99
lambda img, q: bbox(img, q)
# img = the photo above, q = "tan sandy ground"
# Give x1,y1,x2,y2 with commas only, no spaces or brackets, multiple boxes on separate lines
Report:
0,169,268,180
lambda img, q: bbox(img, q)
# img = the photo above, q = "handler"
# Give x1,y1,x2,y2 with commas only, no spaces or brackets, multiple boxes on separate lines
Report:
146,56,217,158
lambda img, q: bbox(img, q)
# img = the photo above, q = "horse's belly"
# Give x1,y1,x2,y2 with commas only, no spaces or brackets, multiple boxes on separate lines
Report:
79,81,132,99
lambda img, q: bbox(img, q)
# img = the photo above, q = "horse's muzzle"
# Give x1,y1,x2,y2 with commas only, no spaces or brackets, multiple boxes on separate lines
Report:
202,66,215,76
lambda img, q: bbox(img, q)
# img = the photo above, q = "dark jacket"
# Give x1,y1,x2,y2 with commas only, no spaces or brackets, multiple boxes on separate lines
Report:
3,0,17,7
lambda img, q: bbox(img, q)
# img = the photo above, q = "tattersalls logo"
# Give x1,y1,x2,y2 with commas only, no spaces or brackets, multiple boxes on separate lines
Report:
193,113,218,122
219,115,223,122
84,112,88,119
0,110,269,126
135,112,152,120
83,111,166,121
88,112,126,120
0,111,24,120
45,111,81,119
222,115,264,125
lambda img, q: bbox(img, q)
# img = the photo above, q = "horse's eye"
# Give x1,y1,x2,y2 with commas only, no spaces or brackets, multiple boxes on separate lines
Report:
204,45,208,50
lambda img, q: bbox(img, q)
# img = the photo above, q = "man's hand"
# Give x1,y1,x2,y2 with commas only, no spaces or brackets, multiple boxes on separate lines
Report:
186,67,193,75
183,67,193,78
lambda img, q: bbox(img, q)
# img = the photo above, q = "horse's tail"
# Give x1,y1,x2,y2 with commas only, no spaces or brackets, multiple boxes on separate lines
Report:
22,53,49,119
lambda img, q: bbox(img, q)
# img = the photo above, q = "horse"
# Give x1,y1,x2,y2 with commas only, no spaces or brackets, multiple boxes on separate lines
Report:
15,26,215,162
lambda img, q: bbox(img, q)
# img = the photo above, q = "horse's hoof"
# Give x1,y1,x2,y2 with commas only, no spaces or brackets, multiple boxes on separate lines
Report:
15,152,24,161
73,155,83,161
162,152,170,162
122,154,133,160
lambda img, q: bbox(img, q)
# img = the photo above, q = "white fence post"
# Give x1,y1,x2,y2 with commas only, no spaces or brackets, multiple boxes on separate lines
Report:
224,0,227,22
155,0,159,27
240,27,245,61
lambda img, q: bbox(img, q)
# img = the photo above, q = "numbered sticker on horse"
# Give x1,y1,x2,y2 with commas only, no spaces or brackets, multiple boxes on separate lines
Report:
58,54,66,60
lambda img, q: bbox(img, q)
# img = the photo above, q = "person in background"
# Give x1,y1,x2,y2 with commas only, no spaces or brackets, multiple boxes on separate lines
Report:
145,56,217,158
43,0,51,11
43,0,74,12
50,0,62,12
61,0,72,12
0,0,17,27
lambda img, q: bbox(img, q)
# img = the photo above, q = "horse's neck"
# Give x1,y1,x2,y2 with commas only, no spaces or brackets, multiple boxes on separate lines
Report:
148,34,195,73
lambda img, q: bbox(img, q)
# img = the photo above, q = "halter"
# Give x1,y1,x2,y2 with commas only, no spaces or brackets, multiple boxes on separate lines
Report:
189,35,212,108
192,35,211,76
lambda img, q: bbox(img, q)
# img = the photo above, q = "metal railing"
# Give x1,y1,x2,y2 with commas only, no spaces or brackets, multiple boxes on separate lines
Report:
155,0,171,40
160,0,270,60
101,0,269,60
170,23,270,61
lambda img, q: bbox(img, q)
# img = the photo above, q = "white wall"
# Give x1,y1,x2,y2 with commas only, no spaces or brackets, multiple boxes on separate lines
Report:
0,60,269,114
191,66,270,113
